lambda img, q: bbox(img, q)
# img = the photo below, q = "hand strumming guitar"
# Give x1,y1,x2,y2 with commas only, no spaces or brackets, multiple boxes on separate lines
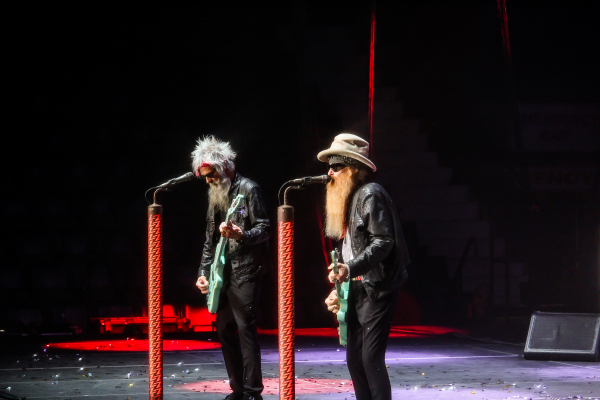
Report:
325,289,340,314
219,221,243,240
196,276,209,294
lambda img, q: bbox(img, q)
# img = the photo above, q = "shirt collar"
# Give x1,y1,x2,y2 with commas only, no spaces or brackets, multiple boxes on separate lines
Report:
228,171,241,194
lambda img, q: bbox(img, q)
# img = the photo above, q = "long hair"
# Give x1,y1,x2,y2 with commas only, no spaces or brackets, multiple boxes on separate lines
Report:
191,135,237,175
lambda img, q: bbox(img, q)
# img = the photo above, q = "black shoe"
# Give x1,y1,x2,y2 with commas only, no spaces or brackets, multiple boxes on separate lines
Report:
224,394,243,400
242,394,263,400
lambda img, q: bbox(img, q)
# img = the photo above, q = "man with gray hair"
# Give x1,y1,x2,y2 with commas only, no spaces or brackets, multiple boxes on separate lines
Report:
320,133,410,400
192,136,270,400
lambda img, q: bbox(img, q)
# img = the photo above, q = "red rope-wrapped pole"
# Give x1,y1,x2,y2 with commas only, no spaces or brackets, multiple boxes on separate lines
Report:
148,203,163,400
278,205,295,400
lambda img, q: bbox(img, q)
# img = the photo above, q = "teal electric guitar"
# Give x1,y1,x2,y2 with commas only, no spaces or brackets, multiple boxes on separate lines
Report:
331,249,350,346
206,194,245,314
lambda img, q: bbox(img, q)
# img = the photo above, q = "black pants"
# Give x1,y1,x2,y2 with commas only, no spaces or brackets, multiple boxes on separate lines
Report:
216,269,263,397
346,281,399,400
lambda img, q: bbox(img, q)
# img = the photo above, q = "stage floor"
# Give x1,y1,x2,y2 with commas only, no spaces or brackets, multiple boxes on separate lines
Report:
1,331,600,399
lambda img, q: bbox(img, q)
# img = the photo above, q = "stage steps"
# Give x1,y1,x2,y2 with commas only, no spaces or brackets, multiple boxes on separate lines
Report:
287,25,528,307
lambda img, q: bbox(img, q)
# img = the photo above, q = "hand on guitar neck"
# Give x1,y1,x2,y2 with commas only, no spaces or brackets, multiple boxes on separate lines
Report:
328,262,349,284
326,249,350,346
325,249,347,315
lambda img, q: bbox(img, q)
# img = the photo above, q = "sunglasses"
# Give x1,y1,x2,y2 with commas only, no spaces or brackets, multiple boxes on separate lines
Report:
329,163,347,173
200,170,217,179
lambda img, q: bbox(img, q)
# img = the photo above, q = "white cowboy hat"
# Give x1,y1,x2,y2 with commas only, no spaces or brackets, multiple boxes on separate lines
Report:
317,133,377,172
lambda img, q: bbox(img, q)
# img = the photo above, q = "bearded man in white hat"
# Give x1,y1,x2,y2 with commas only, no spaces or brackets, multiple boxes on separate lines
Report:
321,133,410,400
192,136,270,400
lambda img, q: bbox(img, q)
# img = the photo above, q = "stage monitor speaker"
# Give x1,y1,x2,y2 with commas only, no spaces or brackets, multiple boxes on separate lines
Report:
524,312,600,361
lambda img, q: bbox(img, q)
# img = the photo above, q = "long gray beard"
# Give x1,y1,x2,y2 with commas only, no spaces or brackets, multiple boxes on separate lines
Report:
208,177,232,213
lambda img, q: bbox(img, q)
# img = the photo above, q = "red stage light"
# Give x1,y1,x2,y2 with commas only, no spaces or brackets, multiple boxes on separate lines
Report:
257,326,467,339
257,328,339,337
45,339,221,352
388,326,467,338
44,326,465,352
183,378,353,395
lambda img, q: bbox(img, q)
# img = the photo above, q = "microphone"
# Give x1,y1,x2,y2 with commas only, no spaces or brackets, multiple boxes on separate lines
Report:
290,175,331,185
158,172,197,187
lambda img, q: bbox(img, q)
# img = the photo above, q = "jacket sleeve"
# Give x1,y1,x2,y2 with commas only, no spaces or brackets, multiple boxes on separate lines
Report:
198,216,214,278
346,191,394,278
238,186,271,245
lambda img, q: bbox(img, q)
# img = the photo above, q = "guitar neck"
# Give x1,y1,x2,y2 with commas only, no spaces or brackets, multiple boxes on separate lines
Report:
214,211,234,255
211,194,244,267
331,250,342,293
223,200,239,226
331,250,339,274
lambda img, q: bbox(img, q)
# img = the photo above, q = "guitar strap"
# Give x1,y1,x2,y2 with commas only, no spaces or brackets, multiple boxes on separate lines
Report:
215,175,241,258
232,173,242,198
225,174,244,250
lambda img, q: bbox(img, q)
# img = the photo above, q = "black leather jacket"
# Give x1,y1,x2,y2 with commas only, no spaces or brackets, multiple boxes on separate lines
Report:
344,182,410,301
198,173,271,284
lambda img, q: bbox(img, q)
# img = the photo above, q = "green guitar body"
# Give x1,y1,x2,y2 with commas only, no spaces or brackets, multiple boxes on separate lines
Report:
206,194,245,314
331,249,350,346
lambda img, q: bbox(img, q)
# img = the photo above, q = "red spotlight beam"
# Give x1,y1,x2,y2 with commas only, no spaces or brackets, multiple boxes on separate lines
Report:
368,2,376,158
497,0,513,70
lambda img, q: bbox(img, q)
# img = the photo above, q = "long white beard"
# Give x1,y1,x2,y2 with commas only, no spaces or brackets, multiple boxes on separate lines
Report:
208,176,232,213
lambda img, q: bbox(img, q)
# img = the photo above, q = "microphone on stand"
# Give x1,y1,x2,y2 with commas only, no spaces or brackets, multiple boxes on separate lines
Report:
289,175,331,185
278,175,330,206
158,172,197,187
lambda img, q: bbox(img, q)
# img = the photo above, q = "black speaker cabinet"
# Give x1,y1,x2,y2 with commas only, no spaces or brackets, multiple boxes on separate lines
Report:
524,312,600,361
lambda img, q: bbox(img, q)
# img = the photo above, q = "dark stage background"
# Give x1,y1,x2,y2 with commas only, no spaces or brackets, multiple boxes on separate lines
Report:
1,1,599,336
